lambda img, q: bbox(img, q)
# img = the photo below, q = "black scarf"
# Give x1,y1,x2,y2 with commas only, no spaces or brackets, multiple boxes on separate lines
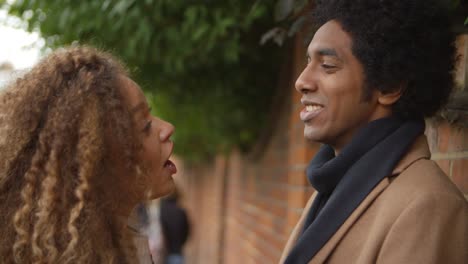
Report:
284,117,425,264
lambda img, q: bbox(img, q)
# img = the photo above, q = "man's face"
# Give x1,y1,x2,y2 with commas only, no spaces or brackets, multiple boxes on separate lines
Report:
296,20,388,153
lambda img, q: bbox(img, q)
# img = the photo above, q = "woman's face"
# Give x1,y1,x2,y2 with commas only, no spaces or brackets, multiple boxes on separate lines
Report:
119,76,176,199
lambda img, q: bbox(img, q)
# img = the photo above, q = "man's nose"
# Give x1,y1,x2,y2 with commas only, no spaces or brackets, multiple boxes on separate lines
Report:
295,67,316,95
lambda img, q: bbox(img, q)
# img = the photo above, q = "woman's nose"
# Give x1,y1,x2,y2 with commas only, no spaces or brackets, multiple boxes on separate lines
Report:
159,120,175,141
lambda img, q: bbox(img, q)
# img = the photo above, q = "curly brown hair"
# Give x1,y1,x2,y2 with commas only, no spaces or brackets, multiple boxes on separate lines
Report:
0,46,148,263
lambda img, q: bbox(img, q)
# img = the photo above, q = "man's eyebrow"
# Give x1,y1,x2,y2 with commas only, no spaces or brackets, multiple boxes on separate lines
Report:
306,48,342,61
317,48,339,58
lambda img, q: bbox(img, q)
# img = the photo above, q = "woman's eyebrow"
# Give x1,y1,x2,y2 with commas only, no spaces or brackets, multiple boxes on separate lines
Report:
131,102,148,114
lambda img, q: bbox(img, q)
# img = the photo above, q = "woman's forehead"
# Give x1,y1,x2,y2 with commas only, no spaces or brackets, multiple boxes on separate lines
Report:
119,76,147,112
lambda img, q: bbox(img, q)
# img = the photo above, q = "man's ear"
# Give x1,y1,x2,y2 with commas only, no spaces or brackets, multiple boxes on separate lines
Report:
377,87,403,106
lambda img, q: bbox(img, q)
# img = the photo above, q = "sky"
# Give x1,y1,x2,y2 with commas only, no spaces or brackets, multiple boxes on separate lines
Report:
0,9,42,70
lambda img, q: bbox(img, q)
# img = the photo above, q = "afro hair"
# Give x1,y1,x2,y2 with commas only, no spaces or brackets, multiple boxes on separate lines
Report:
312,0,457,119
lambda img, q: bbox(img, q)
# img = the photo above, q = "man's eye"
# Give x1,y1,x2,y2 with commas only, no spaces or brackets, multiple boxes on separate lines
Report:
321,64,336,69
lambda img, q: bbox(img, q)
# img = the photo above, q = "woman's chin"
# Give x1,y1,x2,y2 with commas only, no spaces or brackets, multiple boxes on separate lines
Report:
147,177,175,200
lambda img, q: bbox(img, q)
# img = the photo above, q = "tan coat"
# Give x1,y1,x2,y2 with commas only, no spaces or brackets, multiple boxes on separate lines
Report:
280,136,468,264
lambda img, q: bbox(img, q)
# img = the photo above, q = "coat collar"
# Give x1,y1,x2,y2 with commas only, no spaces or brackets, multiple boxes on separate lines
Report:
280,135,431,264
391,135,431,176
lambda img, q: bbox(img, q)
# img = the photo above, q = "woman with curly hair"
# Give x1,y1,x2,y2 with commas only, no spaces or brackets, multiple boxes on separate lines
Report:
0,46,177,263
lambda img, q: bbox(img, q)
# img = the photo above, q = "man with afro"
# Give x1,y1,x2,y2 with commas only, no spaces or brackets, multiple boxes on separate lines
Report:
281,0,468,263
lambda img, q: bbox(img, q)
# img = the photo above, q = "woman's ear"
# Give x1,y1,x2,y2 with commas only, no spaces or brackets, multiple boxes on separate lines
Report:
377,86,403,106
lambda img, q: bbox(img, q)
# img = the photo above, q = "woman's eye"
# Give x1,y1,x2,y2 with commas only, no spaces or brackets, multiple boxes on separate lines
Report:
143,120,152,133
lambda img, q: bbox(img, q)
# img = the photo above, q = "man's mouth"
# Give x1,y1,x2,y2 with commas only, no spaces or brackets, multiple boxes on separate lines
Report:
300,103,324,121
305,105,323,112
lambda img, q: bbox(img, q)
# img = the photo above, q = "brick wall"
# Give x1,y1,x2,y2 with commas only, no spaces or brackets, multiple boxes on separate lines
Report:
178,156,228,264
178,32,468,264
179,31,319,264
426,120,468,198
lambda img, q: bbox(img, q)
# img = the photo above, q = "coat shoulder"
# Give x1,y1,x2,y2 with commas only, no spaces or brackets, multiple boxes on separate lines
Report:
323,158,468,264
385,158,466,204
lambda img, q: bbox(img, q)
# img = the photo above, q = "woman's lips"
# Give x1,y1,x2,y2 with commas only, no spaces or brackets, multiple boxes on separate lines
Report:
164,159,177,174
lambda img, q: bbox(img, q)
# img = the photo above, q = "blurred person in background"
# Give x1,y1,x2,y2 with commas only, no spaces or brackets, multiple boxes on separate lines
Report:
147,199,166,264
0,45,178,263
129,203,157,264
160,187,190,264
131,201,167,264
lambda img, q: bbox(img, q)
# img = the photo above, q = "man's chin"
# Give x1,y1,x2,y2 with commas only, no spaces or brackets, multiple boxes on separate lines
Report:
304,130,323,144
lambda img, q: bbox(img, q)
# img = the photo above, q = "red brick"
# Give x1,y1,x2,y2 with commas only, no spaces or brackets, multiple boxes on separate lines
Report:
437,121,450,153
434,159,451,177
288,170,307,186
287,188,308,208
290,121,306,145
286,209,302,231
292,87,302,102
274,173,291,185
289,104,303,128
267,185,289,201
289,145,309,164
452,159,468,194
448,127,468,152
306,142,321,158
260,200,287,218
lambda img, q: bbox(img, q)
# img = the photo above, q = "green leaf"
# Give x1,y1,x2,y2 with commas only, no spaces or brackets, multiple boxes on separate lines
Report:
3,0,283,160
274,0,294,22
288,15,305,37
